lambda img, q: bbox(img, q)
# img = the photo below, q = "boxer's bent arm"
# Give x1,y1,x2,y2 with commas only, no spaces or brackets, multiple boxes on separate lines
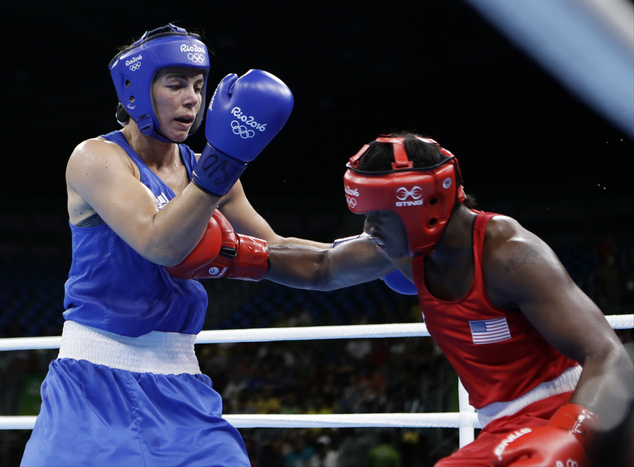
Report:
483,216,633,432
67,138,219,265
267,238,393,290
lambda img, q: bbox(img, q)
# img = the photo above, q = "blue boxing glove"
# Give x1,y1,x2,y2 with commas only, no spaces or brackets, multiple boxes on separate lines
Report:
192,69,294,196
381,269,418,295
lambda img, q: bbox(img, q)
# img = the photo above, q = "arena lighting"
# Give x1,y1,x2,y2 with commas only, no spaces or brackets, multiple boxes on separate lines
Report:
463,0,634,138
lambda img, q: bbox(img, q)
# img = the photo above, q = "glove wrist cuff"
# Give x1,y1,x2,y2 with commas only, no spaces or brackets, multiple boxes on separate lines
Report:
192,143,247,197
228,235,269,281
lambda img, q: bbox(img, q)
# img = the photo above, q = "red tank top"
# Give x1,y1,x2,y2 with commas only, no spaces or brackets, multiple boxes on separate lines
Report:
413,211,577,408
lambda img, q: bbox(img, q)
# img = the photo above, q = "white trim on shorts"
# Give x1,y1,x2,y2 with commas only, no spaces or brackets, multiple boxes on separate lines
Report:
58,320,201,375
476,365,582,427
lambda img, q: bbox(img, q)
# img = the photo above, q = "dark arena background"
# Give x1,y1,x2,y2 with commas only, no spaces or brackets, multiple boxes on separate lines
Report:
1,1,633,465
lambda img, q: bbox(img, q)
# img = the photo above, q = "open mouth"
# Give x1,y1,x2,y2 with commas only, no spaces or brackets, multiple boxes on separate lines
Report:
175,115,194,125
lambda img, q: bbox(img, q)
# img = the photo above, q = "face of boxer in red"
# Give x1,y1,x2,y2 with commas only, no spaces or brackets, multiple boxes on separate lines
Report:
343,136,465,257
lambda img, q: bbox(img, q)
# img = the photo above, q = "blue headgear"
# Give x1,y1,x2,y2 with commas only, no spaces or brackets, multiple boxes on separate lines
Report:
108,24,211,142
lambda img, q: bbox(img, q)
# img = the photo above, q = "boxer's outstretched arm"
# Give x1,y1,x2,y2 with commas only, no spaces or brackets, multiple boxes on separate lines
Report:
267,236,394,290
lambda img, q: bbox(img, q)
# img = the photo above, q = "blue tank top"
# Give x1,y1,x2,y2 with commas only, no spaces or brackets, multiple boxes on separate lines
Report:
63,130,208,337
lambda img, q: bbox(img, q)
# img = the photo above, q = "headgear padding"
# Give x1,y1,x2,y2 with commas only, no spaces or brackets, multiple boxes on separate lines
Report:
344,136,465,256
109,24,211,142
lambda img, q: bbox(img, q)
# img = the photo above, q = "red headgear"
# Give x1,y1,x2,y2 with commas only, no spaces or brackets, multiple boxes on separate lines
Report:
343,136,465,256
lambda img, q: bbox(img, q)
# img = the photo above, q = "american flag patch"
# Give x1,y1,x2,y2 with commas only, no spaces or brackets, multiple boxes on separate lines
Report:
469,318,511,345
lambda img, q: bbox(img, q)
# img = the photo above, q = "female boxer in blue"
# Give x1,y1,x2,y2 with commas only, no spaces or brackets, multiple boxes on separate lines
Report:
21,24,326,466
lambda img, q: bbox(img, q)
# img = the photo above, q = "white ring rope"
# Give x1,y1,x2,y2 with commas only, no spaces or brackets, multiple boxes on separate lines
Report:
0,413,479,431
1,315,631,351
1,314,631,447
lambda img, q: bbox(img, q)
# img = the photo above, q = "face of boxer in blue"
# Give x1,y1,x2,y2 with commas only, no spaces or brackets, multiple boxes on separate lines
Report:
108,24,211,142
344,136,465,257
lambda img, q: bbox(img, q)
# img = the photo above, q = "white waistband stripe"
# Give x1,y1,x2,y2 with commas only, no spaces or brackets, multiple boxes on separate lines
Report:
57,320,201,375
476,365,582,427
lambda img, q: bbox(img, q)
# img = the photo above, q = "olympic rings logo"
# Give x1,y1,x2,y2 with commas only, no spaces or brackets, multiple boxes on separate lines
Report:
554,461,578,467
125,54,142,71
187,53,205,64
231,120,255,139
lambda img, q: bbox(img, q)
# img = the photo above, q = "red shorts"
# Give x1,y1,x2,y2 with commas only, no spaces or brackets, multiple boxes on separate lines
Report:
434,391,573,467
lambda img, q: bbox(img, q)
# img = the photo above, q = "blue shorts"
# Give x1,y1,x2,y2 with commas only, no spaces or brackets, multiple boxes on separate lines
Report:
21,358,250,466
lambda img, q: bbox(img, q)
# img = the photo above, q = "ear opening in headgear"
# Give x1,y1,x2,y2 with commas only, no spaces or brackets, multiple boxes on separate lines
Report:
115,103,130,127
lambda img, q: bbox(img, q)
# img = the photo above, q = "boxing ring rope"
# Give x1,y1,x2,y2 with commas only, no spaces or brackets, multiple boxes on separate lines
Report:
1,314,632,449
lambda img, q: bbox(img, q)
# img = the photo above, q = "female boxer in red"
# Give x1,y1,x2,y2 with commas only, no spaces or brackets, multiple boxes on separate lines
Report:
265,133,633,467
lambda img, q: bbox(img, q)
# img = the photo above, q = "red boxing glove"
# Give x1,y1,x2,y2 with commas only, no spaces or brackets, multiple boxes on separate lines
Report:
165,216,223,279
207,210,269,281
167,210,268,281
491,403,600,467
